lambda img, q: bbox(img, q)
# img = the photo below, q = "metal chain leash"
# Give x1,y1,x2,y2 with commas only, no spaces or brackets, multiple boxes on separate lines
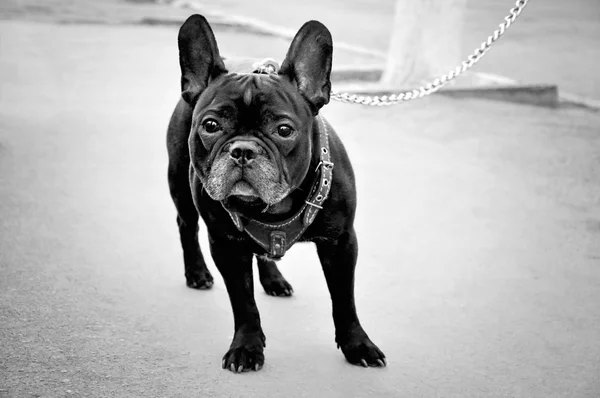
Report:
330,0,529,106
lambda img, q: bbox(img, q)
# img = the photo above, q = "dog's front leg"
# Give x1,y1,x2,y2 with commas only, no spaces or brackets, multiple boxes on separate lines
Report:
316,228,387,367
210,238,266,372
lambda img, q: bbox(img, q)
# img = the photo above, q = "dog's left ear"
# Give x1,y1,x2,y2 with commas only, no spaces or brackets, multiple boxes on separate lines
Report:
178,14,227,105
279,21,333,113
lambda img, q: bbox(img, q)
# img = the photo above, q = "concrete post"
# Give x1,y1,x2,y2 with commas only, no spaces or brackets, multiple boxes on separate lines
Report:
381,0,467,88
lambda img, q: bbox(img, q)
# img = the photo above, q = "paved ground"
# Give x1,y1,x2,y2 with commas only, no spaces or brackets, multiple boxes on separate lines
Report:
1,1,600,397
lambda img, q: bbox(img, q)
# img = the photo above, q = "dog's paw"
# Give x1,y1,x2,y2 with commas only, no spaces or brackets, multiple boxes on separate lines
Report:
185,268,214,290
257,256,293,297
260,274,293,297
222,333,265,373
338,332,386,368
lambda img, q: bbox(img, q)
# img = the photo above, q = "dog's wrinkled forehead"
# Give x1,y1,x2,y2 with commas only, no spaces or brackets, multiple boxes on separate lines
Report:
197,73,312,121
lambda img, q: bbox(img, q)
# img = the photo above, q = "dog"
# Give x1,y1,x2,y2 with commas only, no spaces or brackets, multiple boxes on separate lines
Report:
167,14,386,372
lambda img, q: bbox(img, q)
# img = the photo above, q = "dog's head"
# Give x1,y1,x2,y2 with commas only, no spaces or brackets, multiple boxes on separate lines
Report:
178,15,332,212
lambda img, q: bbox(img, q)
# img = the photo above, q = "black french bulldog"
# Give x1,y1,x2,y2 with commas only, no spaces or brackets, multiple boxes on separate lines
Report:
167,14,386,372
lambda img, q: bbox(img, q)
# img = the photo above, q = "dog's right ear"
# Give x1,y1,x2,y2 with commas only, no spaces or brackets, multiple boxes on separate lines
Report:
178,14,227,105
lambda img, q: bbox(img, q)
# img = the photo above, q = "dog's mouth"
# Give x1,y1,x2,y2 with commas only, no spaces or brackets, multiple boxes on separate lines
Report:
224,180,270,213
228,180,260,202
202,149,291,207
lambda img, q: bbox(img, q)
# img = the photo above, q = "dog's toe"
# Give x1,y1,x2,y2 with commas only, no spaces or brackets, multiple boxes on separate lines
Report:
339,335,386,368
185,269,214,290
261,277,293,297
222,346,265,373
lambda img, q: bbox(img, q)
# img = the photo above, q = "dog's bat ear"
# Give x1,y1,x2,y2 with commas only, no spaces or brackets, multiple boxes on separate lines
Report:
178,14,227,105
279,21,333,114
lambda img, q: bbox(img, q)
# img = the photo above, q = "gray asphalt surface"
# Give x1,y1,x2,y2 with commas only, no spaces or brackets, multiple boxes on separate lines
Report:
1,10,600,398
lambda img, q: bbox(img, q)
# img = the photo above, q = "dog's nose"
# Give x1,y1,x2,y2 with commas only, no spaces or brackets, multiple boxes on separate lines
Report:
229,141,259,166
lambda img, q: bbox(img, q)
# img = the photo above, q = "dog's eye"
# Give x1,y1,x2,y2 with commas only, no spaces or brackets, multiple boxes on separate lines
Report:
277,125,294,138
202,119,221,133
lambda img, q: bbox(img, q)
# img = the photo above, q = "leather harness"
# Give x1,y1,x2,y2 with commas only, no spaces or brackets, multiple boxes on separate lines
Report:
222,115,333,259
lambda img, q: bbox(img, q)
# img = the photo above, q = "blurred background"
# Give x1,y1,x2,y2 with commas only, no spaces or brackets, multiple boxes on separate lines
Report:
1,1,599,397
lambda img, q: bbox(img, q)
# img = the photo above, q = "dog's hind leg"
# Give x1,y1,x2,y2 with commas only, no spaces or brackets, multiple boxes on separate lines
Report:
167,162,214,289
167,101,213,289
256,255,293,296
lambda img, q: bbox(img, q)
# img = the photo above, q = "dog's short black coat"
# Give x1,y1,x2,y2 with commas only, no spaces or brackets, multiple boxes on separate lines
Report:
167,14,386,372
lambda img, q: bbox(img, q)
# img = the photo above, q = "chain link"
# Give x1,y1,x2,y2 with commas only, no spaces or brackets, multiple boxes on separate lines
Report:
331,0,528,106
